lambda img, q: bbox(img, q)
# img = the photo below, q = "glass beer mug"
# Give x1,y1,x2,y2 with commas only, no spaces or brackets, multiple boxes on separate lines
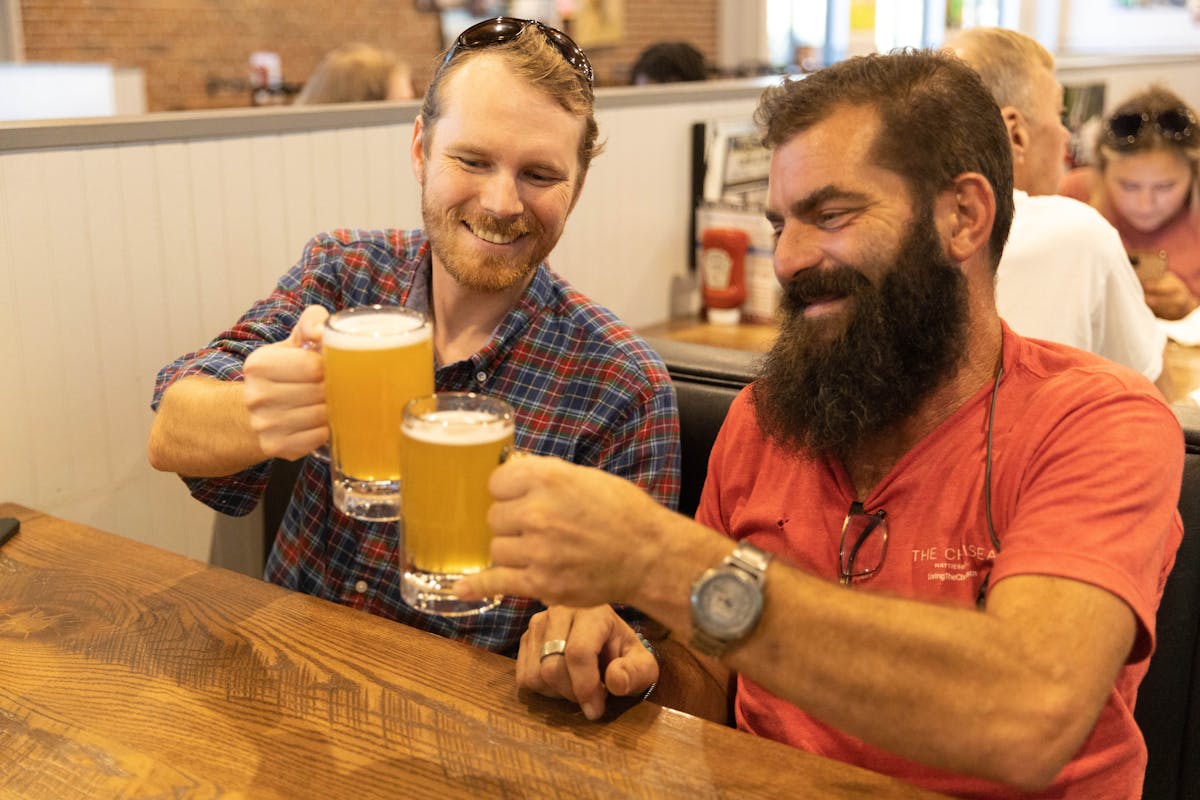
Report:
322,305,433,521
399,392,512,616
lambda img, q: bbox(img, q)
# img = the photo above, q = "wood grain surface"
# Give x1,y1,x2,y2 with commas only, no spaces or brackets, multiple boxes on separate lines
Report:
0,503,945,799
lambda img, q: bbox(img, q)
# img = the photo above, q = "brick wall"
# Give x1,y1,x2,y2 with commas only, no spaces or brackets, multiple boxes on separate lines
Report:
587,0,719,85
18,0,718,113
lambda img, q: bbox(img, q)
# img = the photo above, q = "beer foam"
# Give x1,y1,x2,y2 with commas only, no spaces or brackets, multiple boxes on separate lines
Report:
324,311,431,350
404,410,512,445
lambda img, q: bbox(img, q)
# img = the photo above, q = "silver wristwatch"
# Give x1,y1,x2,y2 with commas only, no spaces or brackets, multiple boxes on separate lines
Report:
689,541,772,658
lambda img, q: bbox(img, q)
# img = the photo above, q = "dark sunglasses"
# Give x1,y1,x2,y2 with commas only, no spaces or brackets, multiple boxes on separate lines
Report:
440,16,594,86
1104,107,1196,148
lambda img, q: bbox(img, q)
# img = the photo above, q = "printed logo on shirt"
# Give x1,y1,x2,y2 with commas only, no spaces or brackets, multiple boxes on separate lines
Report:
912,543,995,583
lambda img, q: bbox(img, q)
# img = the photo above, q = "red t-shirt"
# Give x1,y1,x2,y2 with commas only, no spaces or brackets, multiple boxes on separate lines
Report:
697,325,1183,798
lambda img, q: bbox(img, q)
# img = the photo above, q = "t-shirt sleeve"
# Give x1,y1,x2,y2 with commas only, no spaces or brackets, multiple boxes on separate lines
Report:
148,234,350,515
1091,216,1166,381
987,389,1183,664
696,387,756,534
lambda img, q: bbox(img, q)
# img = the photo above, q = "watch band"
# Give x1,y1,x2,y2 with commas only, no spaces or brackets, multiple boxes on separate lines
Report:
727,541,773,578
689,542,772,657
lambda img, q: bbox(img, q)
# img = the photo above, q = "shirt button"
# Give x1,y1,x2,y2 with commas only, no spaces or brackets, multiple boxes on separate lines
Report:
354,580,369,594
475,370,487,384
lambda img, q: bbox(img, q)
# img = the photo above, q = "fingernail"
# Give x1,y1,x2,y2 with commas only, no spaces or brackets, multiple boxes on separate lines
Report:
583,700,603,721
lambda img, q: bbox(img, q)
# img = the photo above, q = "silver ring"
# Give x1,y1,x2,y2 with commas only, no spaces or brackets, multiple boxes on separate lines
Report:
539,639,568,662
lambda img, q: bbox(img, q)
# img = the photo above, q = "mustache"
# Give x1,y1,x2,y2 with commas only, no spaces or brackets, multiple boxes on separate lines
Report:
781,266,873,312
463,212,535,239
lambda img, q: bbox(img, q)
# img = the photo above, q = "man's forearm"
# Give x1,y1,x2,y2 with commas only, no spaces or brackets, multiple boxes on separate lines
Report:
636,521,1133,791
147,376,266,477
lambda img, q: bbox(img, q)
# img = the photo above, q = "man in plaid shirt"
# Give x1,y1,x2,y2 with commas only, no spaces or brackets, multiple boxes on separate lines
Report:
147,20,681,658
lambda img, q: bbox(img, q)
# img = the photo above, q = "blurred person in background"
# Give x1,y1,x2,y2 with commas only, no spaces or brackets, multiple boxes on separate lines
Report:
1061,86,1200,320
951,28,1167,391
629,41,708,85
294,42,416,104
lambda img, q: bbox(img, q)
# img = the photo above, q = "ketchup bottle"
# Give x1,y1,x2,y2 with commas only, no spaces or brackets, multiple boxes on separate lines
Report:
700,227,749,325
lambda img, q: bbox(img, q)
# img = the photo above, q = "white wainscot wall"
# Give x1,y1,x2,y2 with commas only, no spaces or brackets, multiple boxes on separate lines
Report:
0,82,764,569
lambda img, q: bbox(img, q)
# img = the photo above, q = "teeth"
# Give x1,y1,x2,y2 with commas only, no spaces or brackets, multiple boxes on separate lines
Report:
471,226,519,245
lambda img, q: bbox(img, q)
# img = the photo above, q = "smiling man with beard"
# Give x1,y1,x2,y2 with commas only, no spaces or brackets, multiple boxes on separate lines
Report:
456,50,1184,798
146,19,680,659
755,204,969,456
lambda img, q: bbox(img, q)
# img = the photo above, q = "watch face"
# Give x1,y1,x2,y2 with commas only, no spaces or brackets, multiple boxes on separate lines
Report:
696,571,762,638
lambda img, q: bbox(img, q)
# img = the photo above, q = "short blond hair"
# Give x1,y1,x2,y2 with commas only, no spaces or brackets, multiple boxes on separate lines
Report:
948,27,1054,117
420,25,603,184
296,43,411,105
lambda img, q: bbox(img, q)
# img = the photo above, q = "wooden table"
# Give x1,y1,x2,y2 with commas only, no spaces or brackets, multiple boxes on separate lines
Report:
0,503,945,799
641,317,1200,406
1165,340,1200,405
641,317,780,353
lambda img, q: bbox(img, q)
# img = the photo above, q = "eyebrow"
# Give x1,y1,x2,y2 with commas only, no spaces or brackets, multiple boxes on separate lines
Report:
766,185,872,223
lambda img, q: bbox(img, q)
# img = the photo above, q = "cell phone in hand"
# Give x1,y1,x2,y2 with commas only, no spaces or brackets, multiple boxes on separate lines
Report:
1129,249,1168,282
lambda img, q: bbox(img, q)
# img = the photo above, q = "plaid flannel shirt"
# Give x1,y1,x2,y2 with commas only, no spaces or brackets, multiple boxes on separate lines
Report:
152,229,681,656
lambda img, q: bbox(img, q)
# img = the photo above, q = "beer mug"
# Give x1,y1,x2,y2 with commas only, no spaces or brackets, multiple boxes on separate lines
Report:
399,392,513,616
323,305,433,521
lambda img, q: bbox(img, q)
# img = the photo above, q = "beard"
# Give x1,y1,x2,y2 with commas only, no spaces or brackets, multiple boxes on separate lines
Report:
420,189,554,294
752,210,970,458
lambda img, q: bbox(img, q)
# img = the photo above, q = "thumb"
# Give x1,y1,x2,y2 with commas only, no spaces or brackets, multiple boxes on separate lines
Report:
603,648,658,697
454,566,524,602
291,305,330,350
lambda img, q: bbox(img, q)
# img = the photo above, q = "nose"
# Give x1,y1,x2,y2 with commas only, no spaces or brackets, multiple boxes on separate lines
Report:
773,222,822,286
1132,187,1157,215
478,171,524,218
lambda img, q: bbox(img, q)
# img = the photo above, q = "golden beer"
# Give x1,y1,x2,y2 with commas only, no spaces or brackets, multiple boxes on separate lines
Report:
400,393,513,616
323,306,432,520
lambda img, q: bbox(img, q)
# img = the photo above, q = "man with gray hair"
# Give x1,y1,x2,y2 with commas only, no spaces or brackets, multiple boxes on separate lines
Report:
951,27,1169,391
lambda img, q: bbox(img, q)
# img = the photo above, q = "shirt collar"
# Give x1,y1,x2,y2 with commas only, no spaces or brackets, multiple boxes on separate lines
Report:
417,250,555,369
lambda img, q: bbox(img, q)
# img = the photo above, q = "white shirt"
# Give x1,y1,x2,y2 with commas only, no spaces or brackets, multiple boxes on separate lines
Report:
996,190,1164,381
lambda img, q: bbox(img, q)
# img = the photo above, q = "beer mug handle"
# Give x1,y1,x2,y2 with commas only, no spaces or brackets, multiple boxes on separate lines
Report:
301,327,328,462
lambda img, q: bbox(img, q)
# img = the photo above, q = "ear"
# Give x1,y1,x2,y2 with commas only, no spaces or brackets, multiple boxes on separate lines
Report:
1001,105,1027,166
936,172,996,264
410,114,427,183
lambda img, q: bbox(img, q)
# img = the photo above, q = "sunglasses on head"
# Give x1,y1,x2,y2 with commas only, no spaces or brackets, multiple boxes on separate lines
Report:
440,16,594,85
1104,107,1196,149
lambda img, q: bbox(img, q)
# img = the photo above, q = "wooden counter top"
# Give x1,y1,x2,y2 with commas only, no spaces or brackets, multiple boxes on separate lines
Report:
0,503,946,799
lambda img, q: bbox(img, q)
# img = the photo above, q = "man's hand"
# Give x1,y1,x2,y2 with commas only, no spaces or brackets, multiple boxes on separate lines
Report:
455,455,671,607
516,606,658,721
243,304,331,460
1142,271,1199,320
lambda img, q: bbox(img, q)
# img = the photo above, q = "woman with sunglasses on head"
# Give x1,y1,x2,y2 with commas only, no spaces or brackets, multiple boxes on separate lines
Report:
1060,85,1200,319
